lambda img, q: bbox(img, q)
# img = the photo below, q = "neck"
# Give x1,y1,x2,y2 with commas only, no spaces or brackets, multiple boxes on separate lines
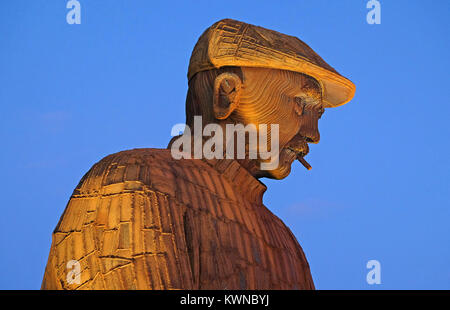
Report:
167,134,267,204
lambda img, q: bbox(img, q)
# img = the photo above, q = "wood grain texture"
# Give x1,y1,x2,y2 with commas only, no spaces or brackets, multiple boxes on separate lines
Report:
42,148,314,290
185,66,323,180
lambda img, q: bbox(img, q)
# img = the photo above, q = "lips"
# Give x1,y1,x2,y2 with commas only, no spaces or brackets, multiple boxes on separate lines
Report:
284,142,313,171
281,136,311,169
284,147,307,165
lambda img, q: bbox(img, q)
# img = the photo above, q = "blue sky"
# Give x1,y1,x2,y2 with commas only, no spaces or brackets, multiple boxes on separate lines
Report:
0,0,449,289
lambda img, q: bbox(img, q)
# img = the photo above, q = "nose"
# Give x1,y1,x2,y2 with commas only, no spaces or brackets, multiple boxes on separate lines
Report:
299,117,320,144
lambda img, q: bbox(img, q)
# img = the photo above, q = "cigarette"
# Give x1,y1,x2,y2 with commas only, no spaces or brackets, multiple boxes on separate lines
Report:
297,155,312,171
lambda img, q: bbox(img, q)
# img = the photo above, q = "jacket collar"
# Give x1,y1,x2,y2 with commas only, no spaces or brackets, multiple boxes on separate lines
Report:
202,158,267,205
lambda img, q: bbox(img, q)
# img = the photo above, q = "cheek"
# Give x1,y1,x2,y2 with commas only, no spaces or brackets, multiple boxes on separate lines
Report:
245,93,301,146
257,115,298,148
278,110,301,145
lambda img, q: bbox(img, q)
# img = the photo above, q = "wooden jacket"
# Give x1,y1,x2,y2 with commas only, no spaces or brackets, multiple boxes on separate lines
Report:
42,148,314,289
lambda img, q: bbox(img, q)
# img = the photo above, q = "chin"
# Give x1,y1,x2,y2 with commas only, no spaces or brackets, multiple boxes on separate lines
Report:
259,151,295,180
256,150,295,180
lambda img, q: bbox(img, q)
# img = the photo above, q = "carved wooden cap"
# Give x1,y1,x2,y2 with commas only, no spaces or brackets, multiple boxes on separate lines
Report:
188,19,356,108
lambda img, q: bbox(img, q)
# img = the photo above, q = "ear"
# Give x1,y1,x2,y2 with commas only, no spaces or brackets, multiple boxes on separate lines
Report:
213,72,242,120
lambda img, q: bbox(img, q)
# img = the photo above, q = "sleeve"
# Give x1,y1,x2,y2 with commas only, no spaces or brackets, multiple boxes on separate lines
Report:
41,152,195,290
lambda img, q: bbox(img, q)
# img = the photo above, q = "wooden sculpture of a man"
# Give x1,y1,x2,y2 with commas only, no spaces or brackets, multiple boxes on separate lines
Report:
42,19,355,290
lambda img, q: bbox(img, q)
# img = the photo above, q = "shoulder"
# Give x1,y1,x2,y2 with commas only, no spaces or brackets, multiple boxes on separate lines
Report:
73,148,217,198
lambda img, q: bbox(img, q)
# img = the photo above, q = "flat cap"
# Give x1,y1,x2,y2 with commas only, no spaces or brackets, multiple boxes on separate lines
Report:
188,19,355,108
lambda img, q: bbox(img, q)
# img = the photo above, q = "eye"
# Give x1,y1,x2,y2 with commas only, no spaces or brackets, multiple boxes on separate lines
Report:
294,97,305,116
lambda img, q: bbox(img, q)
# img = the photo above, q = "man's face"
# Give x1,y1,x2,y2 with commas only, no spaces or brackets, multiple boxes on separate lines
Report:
235,67,324,179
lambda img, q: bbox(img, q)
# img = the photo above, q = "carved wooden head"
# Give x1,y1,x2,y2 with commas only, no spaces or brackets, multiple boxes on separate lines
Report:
186,66,324,179
182,18,355,180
